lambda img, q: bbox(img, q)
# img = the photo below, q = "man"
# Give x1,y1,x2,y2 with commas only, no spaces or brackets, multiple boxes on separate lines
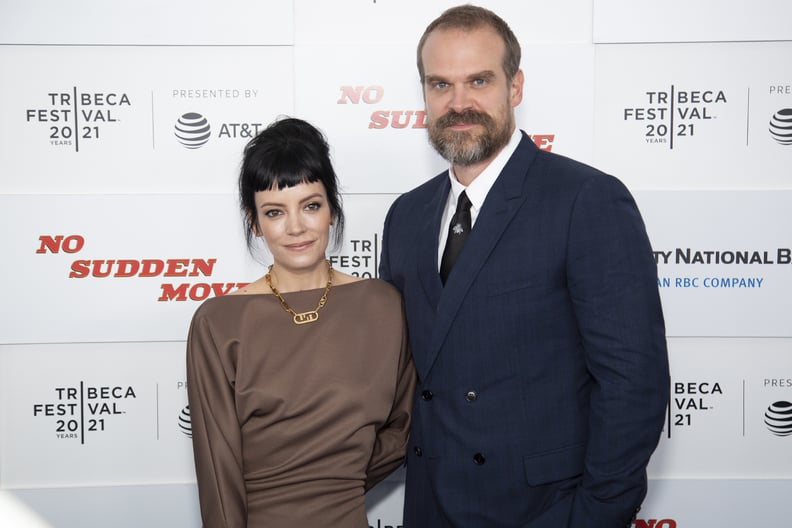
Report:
379,5,669,527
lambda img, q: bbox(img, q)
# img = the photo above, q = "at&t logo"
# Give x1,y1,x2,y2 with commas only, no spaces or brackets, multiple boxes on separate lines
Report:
174,112,264,148
175,112,211,148
178,405,192,438
764,400,792,436
769,108,792,145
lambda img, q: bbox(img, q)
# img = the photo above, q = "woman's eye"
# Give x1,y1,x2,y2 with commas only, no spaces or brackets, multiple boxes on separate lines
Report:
264,209,282,218
305,202,321,211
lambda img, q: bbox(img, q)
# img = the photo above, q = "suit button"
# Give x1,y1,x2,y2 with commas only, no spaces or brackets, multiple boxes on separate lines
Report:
421,390,433,401
631,506,641,521
414,447,422,457
464,390,477,402
473,453,485,465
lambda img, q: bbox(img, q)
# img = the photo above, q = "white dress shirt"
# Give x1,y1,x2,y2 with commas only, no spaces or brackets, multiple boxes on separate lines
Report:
437,128,523,269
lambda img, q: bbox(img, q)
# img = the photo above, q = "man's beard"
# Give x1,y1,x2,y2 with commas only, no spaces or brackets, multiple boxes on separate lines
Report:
428,109,512,166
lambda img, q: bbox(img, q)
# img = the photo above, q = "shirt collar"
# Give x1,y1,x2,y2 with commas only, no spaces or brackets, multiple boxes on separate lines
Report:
447,128,522,212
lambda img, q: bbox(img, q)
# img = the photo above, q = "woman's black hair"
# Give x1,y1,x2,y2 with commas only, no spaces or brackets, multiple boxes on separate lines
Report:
238,117,345,252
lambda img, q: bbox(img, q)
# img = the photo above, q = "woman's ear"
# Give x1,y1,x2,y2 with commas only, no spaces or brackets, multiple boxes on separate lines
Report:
248,212,262,237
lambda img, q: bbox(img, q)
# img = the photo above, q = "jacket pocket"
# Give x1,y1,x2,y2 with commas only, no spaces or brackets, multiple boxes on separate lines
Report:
523,442,585,486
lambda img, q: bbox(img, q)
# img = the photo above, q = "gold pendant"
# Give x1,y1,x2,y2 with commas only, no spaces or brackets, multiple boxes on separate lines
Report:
293,311,319,325
265,260,333,326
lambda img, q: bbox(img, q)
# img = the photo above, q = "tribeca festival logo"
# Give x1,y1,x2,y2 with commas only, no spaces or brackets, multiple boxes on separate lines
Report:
25,88,131,151
667,381,722,437
369,521,403,528
32,382,137,444
769,108,792,146
328,234,382,279
623,86,728,148
336,84,555,151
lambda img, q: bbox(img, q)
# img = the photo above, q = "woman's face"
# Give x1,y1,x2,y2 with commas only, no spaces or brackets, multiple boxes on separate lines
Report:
254,180,333,274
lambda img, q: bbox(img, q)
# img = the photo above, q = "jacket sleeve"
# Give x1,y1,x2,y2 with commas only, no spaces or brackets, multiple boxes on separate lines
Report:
379,198,395,284
365,306,417,490
565,175,670,528
186,311,247,527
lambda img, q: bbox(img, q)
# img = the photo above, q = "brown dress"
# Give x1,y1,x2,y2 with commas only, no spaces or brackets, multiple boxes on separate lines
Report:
186,279,416,528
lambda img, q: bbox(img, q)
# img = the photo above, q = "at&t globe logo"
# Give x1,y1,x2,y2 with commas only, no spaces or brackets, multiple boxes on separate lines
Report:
764,400,792,436
175,112,211,149
179,405,192,438
769,108,792,146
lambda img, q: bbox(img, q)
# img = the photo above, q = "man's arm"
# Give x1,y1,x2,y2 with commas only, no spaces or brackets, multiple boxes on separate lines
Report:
565,174,670,528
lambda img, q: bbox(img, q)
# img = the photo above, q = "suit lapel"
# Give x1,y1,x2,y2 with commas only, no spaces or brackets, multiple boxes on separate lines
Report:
425,135,541,372
415,175,450,313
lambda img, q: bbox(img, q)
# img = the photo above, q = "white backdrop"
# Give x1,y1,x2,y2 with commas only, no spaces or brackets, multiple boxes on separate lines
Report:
1,1,791,527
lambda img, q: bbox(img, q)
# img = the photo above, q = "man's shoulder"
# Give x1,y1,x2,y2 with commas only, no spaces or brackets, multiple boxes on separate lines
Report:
535,147,602,177
531,145,628,191
405,171,448,197
390,171,447,209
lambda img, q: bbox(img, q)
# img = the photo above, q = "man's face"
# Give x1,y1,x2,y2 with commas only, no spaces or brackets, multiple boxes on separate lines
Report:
421,26,523,168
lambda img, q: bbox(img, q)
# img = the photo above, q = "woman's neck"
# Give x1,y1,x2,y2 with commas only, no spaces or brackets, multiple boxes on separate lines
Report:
267,260,331,293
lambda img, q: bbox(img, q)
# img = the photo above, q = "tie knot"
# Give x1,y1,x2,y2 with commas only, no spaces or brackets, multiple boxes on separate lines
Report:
456,191,471,213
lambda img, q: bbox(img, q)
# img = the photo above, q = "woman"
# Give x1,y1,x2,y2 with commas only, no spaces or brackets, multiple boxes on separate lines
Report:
186,117,416,527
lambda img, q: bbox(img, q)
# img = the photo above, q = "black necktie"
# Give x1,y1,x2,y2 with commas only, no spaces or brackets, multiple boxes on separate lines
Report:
440,191,472,284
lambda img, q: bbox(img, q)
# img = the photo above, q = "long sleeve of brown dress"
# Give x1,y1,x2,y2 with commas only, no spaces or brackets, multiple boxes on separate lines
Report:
186,279,416,528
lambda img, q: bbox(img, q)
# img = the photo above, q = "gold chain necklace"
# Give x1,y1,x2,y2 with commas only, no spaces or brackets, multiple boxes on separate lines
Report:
264,260,333,325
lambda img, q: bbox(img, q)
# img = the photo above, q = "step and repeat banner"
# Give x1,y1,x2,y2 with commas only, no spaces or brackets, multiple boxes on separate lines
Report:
1,1,791,527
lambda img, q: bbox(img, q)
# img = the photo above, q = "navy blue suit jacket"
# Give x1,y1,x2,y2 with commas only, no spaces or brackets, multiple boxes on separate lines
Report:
379,133,669,527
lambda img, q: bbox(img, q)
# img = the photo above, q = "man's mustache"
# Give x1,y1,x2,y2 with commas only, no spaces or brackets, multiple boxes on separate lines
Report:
434,110,493,129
